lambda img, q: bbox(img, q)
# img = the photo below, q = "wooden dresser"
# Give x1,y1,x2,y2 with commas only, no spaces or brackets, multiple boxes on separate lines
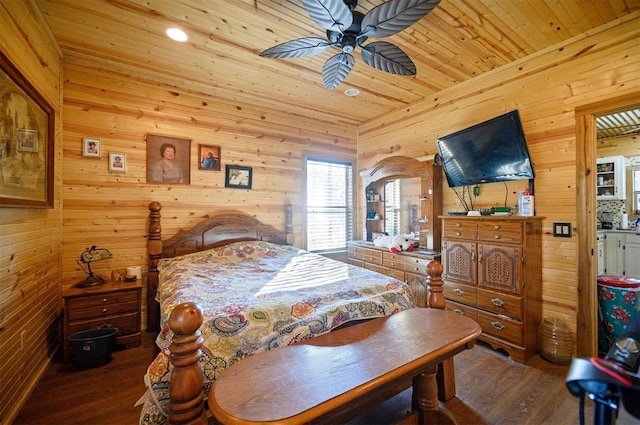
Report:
440,216,543,363
62,281,142,363
347,241,440,308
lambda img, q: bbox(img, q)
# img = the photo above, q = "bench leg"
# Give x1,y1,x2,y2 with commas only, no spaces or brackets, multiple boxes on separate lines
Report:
437,357,456,401
413,364,457,425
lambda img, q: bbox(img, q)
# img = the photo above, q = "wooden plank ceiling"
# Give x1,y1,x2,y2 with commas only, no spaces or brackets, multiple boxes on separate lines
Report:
35,0,639,127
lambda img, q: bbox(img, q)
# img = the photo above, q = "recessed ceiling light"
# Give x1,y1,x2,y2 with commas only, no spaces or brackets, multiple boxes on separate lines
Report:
344,88,360,97
165,27,188,42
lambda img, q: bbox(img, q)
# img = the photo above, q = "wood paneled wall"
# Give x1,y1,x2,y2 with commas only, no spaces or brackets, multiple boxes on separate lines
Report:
358,14,640,347
60,56,358,325
0,1,62,423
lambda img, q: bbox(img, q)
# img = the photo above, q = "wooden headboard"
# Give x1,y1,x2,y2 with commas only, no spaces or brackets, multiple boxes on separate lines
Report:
146,202,294,331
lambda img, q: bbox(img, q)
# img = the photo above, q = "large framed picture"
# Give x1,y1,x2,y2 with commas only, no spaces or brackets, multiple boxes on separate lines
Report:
0,51,54,208
146,134,191,184
198,144,221,171
225,165,252,189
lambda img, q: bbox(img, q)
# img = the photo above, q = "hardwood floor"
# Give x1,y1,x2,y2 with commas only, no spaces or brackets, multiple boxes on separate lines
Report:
14,332,638,425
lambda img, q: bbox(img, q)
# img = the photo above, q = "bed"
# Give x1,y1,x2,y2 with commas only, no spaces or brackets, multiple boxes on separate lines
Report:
138,202,449,425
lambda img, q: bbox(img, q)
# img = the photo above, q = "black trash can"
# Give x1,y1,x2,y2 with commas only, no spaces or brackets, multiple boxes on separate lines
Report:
69,327,118,369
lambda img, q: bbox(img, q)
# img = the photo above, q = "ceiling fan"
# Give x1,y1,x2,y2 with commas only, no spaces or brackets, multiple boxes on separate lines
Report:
259,0,441,90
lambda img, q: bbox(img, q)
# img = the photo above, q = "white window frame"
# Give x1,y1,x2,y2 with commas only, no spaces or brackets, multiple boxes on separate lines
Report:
303,156,355,253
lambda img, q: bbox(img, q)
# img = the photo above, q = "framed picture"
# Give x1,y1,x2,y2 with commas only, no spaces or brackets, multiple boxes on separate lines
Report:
82,137,101,158
0,51,54,208
225,165,252,189
109,152,126,172
146,134,191,184
198,144,221,171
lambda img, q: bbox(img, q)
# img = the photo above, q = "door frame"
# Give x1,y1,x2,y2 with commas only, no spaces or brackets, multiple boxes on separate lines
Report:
575,92,640,357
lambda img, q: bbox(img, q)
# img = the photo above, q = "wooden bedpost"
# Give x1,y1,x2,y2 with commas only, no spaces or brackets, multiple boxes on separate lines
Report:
426,259,456,402
168,302,206,425
148,202,162,332
426,259,445,309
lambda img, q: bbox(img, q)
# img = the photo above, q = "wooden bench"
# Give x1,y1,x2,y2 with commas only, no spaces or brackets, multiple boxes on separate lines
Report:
208,308,481,425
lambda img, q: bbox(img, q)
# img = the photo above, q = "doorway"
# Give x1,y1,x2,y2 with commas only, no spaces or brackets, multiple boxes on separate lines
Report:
575,93,640,357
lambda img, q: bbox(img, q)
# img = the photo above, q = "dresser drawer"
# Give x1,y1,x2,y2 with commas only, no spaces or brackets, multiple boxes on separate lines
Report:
478,221,522,244
382,252,405,270
403,256,430,274
446,299,478,321
67,300,139,321
477,288,523,320
443,221,477,240
66,290,138,311
443,280,477,306
477,309,523,346
352,247,383,265
365,263,404,281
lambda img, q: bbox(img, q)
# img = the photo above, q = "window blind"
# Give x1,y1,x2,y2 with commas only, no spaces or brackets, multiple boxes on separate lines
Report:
306,159,353,252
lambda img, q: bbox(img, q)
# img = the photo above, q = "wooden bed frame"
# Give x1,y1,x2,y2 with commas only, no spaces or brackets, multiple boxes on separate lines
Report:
146,202,450,424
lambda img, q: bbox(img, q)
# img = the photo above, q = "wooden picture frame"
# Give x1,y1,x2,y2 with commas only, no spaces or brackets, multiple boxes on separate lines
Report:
0,51,54,208
146,134,191,184
198,144,221,171
82,137,101,158
109,152,126,172
225,165,252,189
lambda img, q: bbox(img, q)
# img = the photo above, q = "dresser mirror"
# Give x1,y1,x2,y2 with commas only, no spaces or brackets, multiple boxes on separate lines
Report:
361,156,442,250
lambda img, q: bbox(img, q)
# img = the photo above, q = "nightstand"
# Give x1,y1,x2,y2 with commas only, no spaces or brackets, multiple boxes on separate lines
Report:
62,280,142,363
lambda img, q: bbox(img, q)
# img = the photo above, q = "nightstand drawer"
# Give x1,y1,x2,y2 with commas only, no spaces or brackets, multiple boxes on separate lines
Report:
67,300,139,321
67,312,140,339
66,290,138,311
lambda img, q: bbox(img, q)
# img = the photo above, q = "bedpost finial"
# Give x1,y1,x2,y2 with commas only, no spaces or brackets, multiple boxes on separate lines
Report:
169,302,203,335
149,201,162,213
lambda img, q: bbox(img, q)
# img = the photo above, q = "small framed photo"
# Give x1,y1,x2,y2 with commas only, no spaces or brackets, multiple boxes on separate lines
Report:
82,137,101,158
225,165,252,189
109,152,126,172
198,144,221,171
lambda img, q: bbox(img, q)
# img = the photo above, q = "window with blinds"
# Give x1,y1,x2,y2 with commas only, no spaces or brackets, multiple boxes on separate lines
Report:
306,159,353,252
384,179,401,236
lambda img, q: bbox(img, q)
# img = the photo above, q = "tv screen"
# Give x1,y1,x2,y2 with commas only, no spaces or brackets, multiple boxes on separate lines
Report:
436,110,535,188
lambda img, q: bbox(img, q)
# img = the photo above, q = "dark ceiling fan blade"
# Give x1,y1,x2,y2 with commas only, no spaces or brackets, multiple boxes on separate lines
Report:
260,37,331,58
360,0,440,38
322,53,355,89
301,0,353,33
361,41,416,75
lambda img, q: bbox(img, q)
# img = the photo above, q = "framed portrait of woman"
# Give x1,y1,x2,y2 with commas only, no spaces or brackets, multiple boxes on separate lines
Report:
146,134,191,184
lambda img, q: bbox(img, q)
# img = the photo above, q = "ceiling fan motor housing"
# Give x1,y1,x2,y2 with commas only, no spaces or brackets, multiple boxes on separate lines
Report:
326,10,366,53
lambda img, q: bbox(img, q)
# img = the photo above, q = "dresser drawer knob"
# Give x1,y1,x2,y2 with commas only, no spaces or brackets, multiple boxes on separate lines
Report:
453,309,465,315
494,225,500,230
491,321,506,331
102,308,108,314
453,288,464,296
491,298,506,307
456,232,461,237
102,298,108,303
494,234,500,239
455,223,461,227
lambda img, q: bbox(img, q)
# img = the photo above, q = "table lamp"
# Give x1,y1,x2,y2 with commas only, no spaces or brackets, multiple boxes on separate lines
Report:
76,245,112,287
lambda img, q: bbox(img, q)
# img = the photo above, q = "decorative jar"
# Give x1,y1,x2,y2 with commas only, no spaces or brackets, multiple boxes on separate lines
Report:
538,317,574,364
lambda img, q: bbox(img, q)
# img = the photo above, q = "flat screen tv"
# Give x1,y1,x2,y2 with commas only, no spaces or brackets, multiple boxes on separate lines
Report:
436,110,535,188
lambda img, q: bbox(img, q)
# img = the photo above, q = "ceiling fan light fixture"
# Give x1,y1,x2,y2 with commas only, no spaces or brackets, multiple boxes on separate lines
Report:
344,88,360,96
165,27,188,42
